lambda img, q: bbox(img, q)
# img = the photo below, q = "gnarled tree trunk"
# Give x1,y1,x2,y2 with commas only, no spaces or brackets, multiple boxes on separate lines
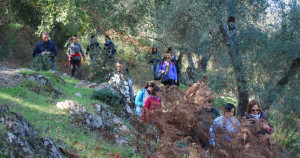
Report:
220,17,249,116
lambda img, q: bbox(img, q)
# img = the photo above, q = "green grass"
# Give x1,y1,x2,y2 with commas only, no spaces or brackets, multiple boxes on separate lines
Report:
0,71,138,157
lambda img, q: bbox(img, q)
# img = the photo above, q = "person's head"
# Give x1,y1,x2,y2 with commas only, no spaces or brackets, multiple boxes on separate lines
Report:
247,100,262,115
224,103,236,118
164,53,171,62
170,52,175,60
150,86,160,97
144,82,155,91
115,61,123,72
204,98,213,112
167,47,172,53
41,32,50,43
151,46,157,54
105,35,110,42
72,35,78,43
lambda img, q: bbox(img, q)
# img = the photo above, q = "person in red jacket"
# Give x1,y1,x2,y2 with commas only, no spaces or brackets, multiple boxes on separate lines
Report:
141,86,161,122
67,36,86,77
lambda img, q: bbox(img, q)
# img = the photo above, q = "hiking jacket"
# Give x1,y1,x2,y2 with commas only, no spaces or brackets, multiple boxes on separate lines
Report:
33,40,57,59
158,61,177,80
86,42,101,55
135,88,150,116
241,111,274,134
67,43,86,60
209,116,241,146
141,96,161,122
149,52,161,64
104,40,116,57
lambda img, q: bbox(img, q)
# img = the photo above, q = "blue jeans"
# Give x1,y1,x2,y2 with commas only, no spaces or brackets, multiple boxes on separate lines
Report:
151,63,159,74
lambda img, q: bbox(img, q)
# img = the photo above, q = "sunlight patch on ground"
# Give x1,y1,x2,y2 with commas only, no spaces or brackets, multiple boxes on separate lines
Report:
0,93,56,115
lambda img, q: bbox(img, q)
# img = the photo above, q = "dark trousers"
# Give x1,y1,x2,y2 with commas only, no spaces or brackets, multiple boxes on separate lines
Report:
70,60,80,77
163,79,175,86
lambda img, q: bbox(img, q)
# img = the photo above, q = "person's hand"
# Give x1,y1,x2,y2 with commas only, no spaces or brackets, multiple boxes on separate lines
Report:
121,74,126,80
47,52,51,55
263,124,270,131
175,80,177,83
161,70,165,73
41,52,46,55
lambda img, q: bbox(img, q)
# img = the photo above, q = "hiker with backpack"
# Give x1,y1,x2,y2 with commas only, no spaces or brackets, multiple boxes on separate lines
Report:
141,86,162,122
135,82,155,116
158,53,177,86
67,35,86,77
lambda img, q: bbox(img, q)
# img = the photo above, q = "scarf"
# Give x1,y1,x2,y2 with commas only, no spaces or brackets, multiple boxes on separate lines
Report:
165,61,170,73
250,113,261,119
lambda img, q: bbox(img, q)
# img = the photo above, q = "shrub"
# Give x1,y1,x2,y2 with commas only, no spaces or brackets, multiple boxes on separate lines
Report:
30,55,52,71
92,89,121,107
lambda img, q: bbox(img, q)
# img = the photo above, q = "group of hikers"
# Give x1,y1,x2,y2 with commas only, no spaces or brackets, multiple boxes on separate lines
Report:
33,32,116,76
32,31,274,152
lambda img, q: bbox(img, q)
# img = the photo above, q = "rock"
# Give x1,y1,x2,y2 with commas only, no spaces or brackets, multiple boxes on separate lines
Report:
75,93,82,97
115,135,128,146
1,105,64,158
56,100,86,114
75,80,98,88
95,82,118,94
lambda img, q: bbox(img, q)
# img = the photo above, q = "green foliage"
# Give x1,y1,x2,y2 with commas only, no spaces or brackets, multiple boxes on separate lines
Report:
30,55,52,71
9,23,23,31
269,109,299,157
92,89,121,107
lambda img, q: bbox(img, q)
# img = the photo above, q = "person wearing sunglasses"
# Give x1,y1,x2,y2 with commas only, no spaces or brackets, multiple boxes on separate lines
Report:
209,103,240,147
242,100,274,134
158,53,177,85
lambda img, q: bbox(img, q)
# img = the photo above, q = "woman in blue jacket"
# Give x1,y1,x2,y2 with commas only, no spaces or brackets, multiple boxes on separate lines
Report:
135,82,155,116
158,53,177,86
209,103,240,146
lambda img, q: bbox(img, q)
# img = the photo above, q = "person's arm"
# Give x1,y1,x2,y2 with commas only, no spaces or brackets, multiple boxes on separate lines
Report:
79,44,86,60
96,42,101,50
33,43,41,57
158,62,164,73
67,46,71,57
49,41,57,56
209,120,217,146
173,64,177,81
128,78,134,104
86,45,89,55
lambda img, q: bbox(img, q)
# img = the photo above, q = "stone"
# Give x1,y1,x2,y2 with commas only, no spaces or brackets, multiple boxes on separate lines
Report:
75,93,82,97
95,82,118,94
75,80,98,88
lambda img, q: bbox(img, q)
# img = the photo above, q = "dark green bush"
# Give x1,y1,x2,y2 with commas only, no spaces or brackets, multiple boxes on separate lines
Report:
92,89,121,106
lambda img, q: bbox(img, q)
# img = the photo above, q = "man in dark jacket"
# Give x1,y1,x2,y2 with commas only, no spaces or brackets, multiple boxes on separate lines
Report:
86,35,101,62
33,32,57,69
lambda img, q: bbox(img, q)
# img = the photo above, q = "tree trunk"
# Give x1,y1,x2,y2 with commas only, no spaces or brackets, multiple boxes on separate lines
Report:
263,57,300,110
177,51,189,85
220,18,249,116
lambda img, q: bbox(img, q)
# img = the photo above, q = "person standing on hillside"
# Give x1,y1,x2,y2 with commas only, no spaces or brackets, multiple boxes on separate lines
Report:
86,35,101,62
108,61,134,106
103,35,116,66
149,46,161,76
33,31,57,69
67,35,86,77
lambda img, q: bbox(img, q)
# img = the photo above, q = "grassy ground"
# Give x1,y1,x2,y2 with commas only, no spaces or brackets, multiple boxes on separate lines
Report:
0,71,138,158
